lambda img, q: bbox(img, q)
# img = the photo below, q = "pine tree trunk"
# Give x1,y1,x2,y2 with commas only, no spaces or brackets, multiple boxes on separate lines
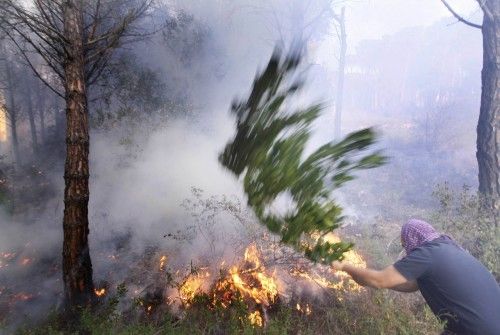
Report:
39,108,46,146
54,94,63,142
36,84,46,145
334,7,346,140
477,4,500,223
26,86,39,157
5,66,20,165
9,115,19,165
62,0,94,307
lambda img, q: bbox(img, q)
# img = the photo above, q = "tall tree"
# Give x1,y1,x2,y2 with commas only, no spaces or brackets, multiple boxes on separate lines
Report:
0,0,151,307
440,1,499,222
24,75,39,157
0,52,21,165
332,6,346,139
35,81,47,145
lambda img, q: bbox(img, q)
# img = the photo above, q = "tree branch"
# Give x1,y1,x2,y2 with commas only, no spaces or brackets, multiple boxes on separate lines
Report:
2,30,64,98
2,1,67,41
476,0,494,21
7,25,64,78
441,0,482,29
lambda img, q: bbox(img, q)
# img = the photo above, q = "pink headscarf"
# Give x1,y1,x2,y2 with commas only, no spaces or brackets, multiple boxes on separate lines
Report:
401,219,441,254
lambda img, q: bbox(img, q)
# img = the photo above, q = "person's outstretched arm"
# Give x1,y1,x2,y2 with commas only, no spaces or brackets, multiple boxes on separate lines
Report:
332,261,418,292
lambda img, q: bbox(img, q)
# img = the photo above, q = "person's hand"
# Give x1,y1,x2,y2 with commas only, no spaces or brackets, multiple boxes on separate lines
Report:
331,260,345,271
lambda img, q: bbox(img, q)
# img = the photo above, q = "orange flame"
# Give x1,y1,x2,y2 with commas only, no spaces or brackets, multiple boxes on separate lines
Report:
214,244,278,308
172,245,278,327
296,303,312,315
169,238,363,326
21,258,32,266
11,292,34,302
159,255,168,271
248,310,263,327
94,288,106,297
292,233,367,292
179,270,210,305
324,233,366,291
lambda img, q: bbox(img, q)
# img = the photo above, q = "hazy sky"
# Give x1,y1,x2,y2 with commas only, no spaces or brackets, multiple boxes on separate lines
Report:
347,0,481,47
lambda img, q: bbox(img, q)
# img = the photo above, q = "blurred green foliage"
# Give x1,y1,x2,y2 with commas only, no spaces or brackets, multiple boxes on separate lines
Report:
219,49,386,264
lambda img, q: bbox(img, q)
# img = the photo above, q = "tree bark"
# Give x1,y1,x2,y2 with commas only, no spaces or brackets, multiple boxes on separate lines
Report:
54,93,64,142
5,65,20,165
477,3,500,223
36,83,46,145
25,83,39,157
9,113,19,164
61,0,94,307
334,7,346,140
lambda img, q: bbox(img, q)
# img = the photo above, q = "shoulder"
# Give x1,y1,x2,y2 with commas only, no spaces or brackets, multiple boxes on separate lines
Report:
394,246,434,280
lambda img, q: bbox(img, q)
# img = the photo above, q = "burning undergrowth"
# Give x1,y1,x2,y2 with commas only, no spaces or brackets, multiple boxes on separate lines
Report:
0,244,61,325
0,190,367,330
88,238,366,329
89,225,366,329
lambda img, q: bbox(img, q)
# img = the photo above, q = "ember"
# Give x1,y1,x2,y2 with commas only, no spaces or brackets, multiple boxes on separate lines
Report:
296,303,312,315
20,258,32,266
248,310,263,327
1,252,15,260
94,288,106,297
11,292,34,302
159,255,168,271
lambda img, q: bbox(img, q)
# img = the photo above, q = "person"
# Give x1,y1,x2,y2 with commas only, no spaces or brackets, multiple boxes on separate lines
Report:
331,219,500,335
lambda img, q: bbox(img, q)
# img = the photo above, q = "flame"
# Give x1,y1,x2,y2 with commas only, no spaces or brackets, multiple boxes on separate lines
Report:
292,233,367,292
179,270,210,305
322,233,366,268
323,233,366,291
159,255,168,271
166,238,362,326
248,310,263,327
0,252,16,269
296,303,312,315
214,244,278,308
172,245,278,326
1,252,15,260
94,288,106,297
11,292,34,302
21,258,32,266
